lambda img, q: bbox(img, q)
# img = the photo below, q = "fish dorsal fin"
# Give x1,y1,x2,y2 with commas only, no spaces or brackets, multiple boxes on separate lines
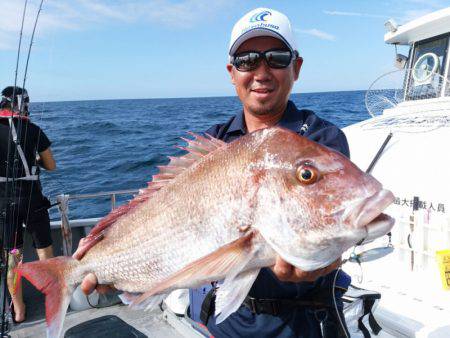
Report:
74,133,226,259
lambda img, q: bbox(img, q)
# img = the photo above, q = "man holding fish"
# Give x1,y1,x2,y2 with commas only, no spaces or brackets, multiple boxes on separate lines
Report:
17,7,395,338
77,7,363,337
190,8,351,337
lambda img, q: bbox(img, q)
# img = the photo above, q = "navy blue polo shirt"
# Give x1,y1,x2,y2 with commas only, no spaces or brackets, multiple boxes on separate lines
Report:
199,100,350,338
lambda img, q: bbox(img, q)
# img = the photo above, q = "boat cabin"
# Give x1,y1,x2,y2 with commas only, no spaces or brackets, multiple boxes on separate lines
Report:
385,7,450,101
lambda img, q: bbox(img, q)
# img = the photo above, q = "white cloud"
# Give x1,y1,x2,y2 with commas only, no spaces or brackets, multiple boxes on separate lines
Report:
323,10,387,19
324,10,361,17
324,1,450,25
396,8,441,24
405,0,446,8
0,31,15,51
0,0,233,50
296,28,335,41
382,0,449,24
76,0,132,22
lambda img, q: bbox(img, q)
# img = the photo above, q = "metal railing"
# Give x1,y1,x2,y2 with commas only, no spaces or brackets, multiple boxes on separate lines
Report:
51,189,139,255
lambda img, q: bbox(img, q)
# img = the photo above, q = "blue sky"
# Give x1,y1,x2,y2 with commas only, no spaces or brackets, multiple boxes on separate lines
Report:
0,0,448,102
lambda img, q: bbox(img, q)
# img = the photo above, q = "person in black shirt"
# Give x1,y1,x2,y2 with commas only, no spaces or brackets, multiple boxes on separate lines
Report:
0,86,56,323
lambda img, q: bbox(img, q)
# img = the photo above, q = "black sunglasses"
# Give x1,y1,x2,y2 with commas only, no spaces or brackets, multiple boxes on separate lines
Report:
231,49,297,72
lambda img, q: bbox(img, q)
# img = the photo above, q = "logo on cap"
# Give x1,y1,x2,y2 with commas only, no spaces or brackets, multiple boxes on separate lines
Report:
249,10,271,23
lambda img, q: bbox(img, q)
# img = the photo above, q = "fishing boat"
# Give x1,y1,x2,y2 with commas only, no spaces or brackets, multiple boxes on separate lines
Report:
342,7,450,337
7,7,450,338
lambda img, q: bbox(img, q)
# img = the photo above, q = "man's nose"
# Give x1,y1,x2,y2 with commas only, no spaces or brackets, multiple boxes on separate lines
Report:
253,59,272,81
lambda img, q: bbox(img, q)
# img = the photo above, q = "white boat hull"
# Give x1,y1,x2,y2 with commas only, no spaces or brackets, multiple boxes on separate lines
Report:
343,99,450,337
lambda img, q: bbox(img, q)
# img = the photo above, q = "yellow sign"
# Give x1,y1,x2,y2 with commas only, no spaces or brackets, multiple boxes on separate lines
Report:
436,250,450,291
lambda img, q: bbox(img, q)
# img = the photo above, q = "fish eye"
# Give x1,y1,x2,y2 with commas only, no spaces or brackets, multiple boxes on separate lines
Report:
296,163,319,185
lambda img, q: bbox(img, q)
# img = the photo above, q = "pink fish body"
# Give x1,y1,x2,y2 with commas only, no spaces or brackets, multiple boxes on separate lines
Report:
17,127,394,337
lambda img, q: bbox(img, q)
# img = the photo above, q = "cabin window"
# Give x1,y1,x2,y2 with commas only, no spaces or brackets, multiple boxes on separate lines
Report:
405,35,449,100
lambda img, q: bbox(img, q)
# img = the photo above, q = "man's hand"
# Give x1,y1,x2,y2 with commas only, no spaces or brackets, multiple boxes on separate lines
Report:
72,237,88,260
79,272,115,295
272,256,341,282
73,237,115,295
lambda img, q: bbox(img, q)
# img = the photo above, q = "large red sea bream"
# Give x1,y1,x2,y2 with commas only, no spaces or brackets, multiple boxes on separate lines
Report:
17,127,395,337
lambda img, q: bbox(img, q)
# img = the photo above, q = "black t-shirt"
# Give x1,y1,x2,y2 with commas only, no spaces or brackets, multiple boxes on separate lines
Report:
0,117,51,196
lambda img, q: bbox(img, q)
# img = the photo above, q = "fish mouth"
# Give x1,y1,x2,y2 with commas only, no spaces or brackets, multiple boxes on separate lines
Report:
342,189,395,244
344,189,395,228
361,213,395,243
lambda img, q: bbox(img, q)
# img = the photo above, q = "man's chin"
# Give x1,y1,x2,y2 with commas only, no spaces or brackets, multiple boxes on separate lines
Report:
247,102,277,116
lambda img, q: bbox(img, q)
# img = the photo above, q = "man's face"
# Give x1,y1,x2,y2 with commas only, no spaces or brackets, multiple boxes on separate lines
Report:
227,36,302,117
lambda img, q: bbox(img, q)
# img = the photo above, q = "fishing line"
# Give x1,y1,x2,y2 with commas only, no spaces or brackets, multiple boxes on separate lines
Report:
1,0,45,333
12,0,45,255
2,0,29,232
8,0,30,233
1,1,29,334
18,0,46,234
332,267,349,338
11,1,28,111
28,20,66,220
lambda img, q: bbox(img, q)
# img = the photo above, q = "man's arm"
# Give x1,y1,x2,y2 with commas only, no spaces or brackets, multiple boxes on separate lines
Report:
38,148,56,171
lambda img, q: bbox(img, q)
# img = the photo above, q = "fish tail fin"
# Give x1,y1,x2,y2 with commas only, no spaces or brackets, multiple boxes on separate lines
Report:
15,257,79,338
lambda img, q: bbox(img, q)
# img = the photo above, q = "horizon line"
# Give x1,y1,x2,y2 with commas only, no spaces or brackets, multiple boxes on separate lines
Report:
33,88,367,104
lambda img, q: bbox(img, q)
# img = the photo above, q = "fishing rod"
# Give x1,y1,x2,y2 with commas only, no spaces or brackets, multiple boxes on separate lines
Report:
12,0,44,199
17,0,45,248
21,0,44,101
1,0,29,335
1,0,44,335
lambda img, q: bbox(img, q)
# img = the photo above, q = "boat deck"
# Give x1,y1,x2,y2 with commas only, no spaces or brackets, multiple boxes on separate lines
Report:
8,278,203,338
10,303,183,338
5,224,204,338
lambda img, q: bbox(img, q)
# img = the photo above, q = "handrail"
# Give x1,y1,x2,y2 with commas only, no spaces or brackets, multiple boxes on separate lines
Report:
54,189,140,254
50,218,101,229
63,189,140,201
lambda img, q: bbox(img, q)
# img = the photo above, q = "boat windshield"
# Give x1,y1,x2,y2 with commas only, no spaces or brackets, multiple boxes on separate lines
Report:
405,34,449,100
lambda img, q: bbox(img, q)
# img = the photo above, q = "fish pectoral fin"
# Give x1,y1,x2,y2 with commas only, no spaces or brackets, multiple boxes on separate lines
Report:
120,292,167,311
215,268,260,323
132,232,257,307
119,292,141,305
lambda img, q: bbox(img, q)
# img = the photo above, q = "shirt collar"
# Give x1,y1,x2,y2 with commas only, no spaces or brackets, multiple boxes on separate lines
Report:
226,100,303,136
227,110,247,134
277,101,303,132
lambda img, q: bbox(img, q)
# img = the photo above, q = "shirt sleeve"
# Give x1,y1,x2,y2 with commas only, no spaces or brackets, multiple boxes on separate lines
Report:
35,126,52,153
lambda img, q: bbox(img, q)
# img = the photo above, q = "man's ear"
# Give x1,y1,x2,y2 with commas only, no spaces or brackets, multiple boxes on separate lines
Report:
226,63,236,85
293,57,303,81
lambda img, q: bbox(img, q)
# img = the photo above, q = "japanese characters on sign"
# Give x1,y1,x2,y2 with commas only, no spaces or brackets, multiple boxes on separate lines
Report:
393,196,446,213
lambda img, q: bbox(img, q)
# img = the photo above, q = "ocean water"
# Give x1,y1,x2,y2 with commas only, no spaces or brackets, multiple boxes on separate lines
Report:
32,91,369,220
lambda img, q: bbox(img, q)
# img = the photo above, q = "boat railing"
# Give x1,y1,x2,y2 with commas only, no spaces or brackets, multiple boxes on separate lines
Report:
50,189,139,255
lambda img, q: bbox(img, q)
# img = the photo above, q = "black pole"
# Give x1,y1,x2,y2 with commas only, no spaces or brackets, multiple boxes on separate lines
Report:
1,1,29,335
365,132,393,174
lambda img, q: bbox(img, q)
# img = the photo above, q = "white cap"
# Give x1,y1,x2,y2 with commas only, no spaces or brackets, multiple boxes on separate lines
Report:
228,8,298,56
